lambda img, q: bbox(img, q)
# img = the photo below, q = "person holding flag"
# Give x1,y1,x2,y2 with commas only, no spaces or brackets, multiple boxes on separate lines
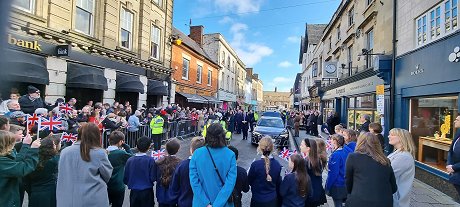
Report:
150,110,165,151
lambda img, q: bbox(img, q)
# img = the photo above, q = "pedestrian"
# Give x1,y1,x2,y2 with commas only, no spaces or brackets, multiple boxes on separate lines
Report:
24,136,60,207
248,137,282,207
241,111,249,140
57,123,113,206
235,110,243,134
18,86,49,115
189,123,237,207
358,114,371,134
448,115,460,199
248,110,255,132
345,132,397,207
102,113,122,131
106,131,133,207
228,146,250,207
280,154,311,207
170,137,205,207
369,122,385,151
299,138,327,207
294,112,301,137
0,131,40,207
325,134,347,207
388,128,416,207
0,115,10,131
315,138,328,170
156,139,181,207
334,124,344,136
150,110,165,151
228,110,235,133
343,129,358,156
310,111,319,136
124,136,157,207
317,112,323,136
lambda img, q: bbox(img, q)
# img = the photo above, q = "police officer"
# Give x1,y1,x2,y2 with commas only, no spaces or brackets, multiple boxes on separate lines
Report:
150,110,164,150
202,112,232,143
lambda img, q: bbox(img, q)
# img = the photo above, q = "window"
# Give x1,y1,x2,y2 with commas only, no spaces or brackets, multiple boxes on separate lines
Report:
182,58,189,80
208,69,212,86
152,0,162,8
337,25,341,41
13,0,35,13
227,56,231,70
312,63,318,77
231,78,234,92
221,72,225,89
446,0,458,31
233,61,236,72
348,8,354,26
120,8,133,49
221,52,225,65
430,7,442,39
348,95,378,130
75,0,95,35
366,29,374,68
151,26,161,59
410,96,458,172
197,65,202,83
227,75,230,91
328,36,332,50
367,0,374,5
347,45,353,76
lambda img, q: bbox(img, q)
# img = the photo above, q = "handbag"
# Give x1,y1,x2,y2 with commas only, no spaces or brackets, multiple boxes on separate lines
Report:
206,146,238,204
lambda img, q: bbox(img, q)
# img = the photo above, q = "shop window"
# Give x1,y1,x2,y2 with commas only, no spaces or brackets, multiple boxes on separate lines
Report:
75,0,95,36
120,8,133,49
348,95,377,130
13,0,35,13
410,96,459,172
151,25,161,60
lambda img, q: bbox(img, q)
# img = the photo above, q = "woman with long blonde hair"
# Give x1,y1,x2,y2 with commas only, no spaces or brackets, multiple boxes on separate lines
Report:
248,136,282,207
345,132,397,207
388,128,416,207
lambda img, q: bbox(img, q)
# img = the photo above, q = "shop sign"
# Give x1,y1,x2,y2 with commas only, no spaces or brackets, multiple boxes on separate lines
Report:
56,45,70,56
448,46,460,62
377,95,385,115
322,76,383,99
8,34,41,51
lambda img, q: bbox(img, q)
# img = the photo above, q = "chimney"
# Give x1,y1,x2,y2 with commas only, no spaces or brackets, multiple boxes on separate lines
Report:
275,87,277,92
189,25,204,46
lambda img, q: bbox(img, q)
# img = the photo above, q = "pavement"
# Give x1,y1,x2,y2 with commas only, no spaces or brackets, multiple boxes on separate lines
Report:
292,129,460,207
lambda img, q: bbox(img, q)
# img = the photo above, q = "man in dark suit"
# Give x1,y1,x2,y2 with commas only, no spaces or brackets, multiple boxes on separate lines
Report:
248,110,255,132
241,111,249,140
234,110,243,134
447,115,460,196
358,114,371,134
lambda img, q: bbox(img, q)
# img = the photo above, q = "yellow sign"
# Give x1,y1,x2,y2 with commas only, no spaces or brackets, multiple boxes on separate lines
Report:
376,85,384,95
8,34,42,51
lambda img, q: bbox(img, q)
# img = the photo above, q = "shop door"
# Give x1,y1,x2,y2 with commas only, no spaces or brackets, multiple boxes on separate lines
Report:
115,92,139,111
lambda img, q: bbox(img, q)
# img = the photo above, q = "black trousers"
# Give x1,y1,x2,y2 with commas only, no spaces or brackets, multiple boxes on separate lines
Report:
250,122,255,132
130,188,155,207
454,184,460,200
250,197,279,207
311,125,318,136
242,127,248,139
236,122,242,134
159,204,177,207
108,189,125,207
152,134,163,151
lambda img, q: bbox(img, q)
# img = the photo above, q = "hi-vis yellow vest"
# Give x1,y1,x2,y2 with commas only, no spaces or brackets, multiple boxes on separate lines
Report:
254,113,259,121
202,120,232,140
150,115,164,135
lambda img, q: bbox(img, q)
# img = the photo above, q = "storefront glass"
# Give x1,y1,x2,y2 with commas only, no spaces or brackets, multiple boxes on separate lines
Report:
348,94,377,130
323,100,335,123
410,95,459,171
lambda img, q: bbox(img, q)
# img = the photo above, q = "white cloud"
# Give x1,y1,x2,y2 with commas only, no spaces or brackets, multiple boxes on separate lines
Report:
272,77,293,84
218,16,234,24
214,0,266,13
286,36,300,43
267,77,293,92
278,61,293,68
229,22,273,66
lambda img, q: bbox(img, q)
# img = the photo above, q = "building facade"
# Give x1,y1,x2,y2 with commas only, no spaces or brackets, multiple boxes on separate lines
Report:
394,0,460,198
236,59,247,109
202,32,238,110
4,0,173,109
171,26,220,109
262,89,290,111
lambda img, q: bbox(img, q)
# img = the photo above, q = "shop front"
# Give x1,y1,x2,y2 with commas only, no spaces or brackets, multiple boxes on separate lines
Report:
66,63,107,109
147,79,169,108
218,90,236,110
115,73,144,111
395,31,460,197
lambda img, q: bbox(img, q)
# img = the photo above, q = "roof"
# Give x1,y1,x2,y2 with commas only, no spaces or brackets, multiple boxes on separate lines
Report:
306,24,328,46
172,27,219,66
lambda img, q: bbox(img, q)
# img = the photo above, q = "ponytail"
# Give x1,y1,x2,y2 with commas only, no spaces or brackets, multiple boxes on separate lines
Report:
262,150,272,182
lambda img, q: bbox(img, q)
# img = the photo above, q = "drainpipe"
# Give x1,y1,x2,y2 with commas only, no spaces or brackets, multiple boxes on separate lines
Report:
390,0,397,130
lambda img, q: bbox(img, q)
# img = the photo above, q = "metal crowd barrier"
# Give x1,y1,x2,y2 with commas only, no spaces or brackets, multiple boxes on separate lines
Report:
101,120,201,148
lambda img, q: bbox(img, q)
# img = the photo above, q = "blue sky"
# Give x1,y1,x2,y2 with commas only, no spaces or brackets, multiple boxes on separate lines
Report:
173,0,341,92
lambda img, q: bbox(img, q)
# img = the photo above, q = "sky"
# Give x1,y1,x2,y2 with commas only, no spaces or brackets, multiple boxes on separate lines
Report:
172,0,341,92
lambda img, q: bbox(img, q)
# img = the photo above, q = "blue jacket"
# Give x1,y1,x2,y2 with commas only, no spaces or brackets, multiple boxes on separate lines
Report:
248,158,282,202
325,148,347,191
127,115,141,132
343,142,356,155
123,154,157,190
190,147,237,207
170,159,193,207
280,173,312,207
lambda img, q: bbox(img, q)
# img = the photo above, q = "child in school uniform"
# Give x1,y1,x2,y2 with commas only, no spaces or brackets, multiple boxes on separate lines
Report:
280,154,312,207
106,131,133,207
0,130,41,207
170,137,205,207
156,138,182,207
124,136,157,207
325,134,348,207
228,145,250,207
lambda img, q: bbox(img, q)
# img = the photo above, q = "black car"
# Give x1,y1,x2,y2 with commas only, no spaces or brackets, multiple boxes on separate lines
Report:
262,111,281,118
251,116,289,148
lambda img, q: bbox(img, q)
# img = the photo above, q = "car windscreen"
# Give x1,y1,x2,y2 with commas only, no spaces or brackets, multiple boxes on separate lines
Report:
263,112,280,117
257,118,284,128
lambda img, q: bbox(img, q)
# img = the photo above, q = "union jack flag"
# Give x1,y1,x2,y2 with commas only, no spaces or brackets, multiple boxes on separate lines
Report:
279,147,291,161
326,139,334,153
26,113,40,126
60,132,78,143
151,149,166,160
40,116,63,131
59,104,73,115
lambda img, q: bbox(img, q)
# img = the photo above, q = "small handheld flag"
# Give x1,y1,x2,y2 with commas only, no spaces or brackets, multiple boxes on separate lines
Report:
151,149,166,160
61,132,78,143
279,147,291,161
59,104,73,115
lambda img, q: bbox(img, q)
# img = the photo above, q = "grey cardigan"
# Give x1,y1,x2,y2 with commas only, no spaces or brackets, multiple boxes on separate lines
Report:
57,142,113,207
388,150,415,207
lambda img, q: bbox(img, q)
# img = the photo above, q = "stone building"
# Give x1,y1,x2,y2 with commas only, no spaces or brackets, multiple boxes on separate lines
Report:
262,88,290,111
4,0,173,109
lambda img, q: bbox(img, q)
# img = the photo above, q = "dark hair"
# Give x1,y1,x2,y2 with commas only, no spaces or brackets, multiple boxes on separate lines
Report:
0,116,9,130
165,138,180,155
109,131,125,146
79,123,102,162
369,123,383,133
331,134,345,148
228,145,239,160
118,111,127,117
205,123,227,148
290,154,310,197
37,137,59,170
304,138,322,176
136,136,151,152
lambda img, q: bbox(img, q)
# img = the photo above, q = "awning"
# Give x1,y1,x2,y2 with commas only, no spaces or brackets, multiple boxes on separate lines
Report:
116,73,144,93
66,63,108,90
176,92,208,103
2,50,48,85
201,95,222,104
147,79,168,96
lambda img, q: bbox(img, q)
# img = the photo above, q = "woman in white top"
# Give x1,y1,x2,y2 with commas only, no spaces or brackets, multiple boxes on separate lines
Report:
387,128,416,207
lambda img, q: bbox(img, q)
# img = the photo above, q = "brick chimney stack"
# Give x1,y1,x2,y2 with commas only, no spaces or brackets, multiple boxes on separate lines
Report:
189,25,204,46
